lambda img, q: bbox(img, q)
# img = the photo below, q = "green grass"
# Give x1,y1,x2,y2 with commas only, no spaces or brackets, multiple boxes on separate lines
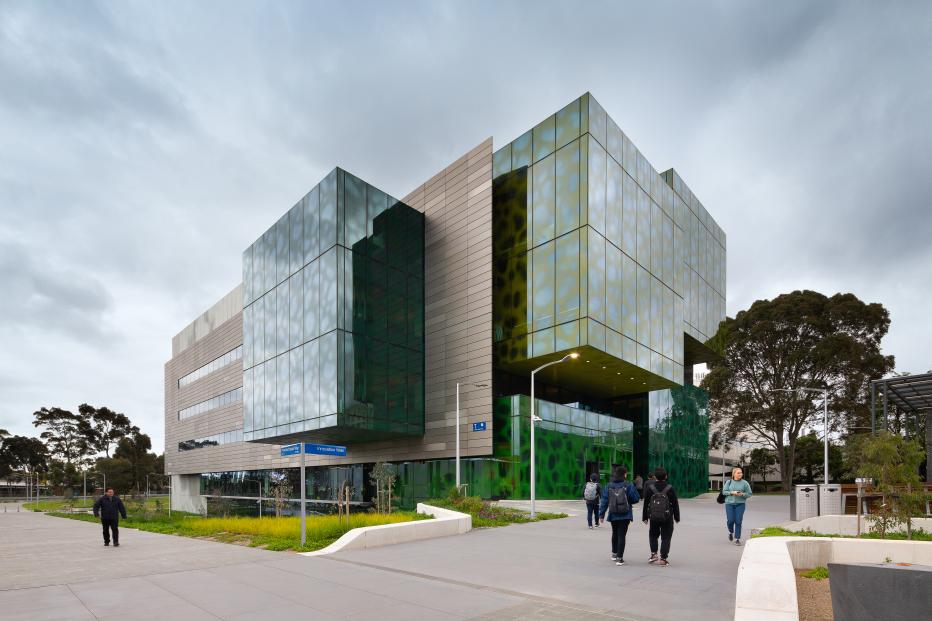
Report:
27,497,168,512
47,510,429,552
754,526,932,542
426,495,567,527
800,566,829,580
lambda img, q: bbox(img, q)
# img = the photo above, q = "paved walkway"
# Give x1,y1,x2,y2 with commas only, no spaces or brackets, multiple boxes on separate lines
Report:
0,495,789,620
334,494,790,621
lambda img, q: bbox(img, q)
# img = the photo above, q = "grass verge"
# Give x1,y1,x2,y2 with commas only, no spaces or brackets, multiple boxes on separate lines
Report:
47,510,429,552
753,526,932,542
800,566,829,580
426,495,567,527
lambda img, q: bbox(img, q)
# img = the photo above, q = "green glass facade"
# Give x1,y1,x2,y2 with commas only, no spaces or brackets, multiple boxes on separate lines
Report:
492,93,725,395
489,93,719,501
242,168,425,444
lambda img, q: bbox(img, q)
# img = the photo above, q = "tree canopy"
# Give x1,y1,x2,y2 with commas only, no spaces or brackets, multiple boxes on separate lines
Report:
703,290,894,491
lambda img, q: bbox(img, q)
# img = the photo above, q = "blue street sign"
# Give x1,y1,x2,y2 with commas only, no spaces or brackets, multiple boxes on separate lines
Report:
280,443,301,457
472,422,487,432
304,443,347,457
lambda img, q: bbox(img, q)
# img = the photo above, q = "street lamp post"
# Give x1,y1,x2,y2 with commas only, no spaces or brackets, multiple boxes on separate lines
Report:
455,382,489,491
530,353,579,518
772,387,830,484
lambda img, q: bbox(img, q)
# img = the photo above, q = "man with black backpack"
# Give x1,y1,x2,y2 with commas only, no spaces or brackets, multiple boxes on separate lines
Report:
641,467,680,567
598,466,640,566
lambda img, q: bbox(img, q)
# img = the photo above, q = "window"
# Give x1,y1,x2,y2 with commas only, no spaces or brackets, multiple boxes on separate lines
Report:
178,346,243,388
178,428,243,452
178,387,243,421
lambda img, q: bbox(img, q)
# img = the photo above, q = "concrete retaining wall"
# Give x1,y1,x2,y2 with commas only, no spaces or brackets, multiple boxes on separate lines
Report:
300,503,471,557
735,536,932,621
779,514,932,537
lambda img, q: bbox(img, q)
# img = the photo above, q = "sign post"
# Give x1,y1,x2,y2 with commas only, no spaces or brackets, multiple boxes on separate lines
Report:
280,444,306,547
300,444,306,548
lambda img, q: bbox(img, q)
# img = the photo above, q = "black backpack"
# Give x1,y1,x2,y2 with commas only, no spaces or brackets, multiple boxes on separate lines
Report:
649,485,672,522
607,483,631,515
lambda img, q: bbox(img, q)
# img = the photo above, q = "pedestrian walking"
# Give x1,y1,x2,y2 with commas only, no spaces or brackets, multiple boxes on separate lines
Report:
722,467,753,546
93,487,127,547
599,466,640,566
582,473,602,529
633,474,644,495
642,467,680,567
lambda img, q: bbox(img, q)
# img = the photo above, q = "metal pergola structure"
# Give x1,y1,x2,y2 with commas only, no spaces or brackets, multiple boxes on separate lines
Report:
871,372,932,479
870,372,932,433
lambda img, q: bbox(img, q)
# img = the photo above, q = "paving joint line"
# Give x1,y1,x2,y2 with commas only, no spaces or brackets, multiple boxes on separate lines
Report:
66,583,101,621
322,556,642,621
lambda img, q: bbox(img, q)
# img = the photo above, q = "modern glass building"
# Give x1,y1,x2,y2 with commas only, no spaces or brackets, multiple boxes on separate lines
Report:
164,93,725,514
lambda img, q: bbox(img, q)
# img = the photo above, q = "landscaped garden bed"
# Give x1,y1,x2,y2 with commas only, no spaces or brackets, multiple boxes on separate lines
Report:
427,493,566,527
48,509,429,552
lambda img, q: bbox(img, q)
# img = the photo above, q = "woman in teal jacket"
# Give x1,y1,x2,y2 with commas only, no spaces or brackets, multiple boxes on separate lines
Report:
722,467,753,545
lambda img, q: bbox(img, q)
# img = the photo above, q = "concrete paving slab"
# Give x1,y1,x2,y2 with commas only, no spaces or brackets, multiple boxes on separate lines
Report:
0,494,790,620
332,494,791,621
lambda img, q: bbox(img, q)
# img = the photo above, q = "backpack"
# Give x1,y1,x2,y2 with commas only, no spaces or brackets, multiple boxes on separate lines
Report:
607,483,631,515
583,481,599,502
649,484,672,522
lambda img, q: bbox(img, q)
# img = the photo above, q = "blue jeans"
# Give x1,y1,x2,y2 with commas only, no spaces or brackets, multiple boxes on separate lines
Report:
726,503,746,539
586,501,599,526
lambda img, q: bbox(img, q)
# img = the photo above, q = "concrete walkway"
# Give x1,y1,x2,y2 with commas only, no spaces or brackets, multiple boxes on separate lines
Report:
0,495,790,620
333,494,790,621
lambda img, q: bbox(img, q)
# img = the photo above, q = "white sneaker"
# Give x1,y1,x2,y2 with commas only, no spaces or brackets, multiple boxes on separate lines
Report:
589,525,593,529
615,559,626,566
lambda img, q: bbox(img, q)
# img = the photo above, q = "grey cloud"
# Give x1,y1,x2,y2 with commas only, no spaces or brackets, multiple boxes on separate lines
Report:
1,0,930,448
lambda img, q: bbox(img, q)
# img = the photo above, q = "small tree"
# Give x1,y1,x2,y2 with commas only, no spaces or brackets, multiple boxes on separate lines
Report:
747,448,777,491
369,462,396,514
856,432,927,539
268,471,292,517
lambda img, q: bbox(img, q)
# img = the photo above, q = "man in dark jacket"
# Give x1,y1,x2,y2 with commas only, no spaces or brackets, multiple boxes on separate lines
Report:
598,466,640,566
93,487,127,547
641,467,680,567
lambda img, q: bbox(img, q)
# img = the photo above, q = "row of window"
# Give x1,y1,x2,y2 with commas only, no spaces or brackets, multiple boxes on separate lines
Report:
178,346,243,388
178,387,243,421
177,428,243,452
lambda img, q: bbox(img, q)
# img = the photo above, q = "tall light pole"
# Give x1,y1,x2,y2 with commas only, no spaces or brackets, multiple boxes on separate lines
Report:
772,387,830,484
530,352,579,518
455,382,489,491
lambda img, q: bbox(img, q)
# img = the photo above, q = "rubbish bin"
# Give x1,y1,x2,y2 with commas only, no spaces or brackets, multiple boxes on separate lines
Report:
791,485,819,521
819,484,842,516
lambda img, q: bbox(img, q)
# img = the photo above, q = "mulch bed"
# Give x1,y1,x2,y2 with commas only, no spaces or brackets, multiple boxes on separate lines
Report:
795,569,833,621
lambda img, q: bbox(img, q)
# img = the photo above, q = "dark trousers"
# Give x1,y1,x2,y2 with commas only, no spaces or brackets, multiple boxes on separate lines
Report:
648,519,674,559
101,518,119,544
586,501,599,526
610,519,630,558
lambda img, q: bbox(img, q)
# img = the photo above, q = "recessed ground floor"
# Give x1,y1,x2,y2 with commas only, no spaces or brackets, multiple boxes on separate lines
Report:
173,387,709,514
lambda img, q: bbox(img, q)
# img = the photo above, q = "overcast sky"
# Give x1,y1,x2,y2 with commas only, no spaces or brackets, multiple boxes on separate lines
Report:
2,1,930,451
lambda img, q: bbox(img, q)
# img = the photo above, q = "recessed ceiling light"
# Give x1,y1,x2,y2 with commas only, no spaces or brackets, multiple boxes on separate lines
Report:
630,377,635,380
602,366,606,369
616,372,621,375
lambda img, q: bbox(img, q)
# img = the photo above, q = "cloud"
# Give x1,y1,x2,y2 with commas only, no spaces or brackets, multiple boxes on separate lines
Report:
1,0,930,449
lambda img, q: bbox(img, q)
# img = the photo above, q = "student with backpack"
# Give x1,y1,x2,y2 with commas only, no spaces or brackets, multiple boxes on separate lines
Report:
641,467,680,567
583,473,602,529
598,466,640,566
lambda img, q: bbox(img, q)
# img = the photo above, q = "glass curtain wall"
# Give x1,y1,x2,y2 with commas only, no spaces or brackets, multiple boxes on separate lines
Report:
492,93,725,385
242,168,424,444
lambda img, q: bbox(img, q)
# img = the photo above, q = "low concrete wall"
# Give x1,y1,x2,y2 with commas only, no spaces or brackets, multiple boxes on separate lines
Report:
300,503,471,557
735,536,932,621
779,514,932,537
